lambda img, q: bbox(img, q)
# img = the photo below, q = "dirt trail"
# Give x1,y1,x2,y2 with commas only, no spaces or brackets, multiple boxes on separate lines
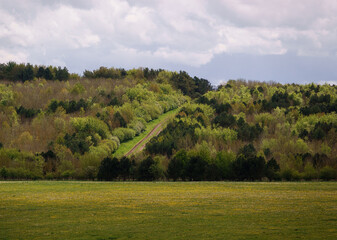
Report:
124,121,164,157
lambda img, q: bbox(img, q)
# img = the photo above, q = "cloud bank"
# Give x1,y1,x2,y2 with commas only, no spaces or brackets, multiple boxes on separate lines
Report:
0,0,337,82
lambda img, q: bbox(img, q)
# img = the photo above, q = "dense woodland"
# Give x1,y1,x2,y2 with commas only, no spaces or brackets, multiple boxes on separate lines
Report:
0,62,336,181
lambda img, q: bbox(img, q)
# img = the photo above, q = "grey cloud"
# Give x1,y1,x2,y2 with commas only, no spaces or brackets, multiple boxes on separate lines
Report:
0,0,336,83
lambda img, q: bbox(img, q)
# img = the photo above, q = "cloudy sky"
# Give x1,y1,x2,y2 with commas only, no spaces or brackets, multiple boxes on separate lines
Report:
1,0,337,85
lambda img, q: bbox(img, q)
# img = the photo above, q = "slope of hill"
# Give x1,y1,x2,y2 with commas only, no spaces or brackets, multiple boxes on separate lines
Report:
0,63,336,181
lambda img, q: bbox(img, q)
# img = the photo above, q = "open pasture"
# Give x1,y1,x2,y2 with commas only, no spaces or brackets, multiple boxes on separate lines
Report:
0,181,336,240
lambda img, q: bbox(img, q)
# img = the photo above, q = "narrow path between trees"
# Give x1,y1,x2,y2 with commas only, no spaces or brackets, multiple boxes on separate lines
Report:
124,121,164,157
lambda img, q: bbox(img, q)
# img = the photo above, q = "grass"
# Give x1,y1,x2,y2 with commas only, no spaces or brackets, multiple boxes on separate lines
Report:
0,182,337,240
113,108,180,158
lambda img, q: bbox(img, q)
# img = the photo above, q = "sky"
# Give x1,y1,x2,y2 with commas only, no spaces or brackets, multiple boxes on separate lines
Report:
1,0,337,86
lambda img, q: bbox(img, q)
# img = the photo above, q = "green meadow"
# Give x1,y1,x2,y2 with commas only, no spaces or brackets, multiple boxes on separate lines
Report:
0,181,336,240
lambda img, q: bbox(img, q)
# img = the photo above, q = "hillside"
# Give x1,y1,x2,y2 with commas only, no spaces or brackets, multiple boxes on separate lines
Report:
0,63,336,181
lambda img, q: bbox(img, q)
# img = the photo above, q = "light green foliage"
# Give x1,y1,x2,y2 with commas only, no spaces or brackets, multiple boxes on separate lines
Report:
317,84,337,102
294,112,337,133
69,82,86,95
156,71,173,83
293,139,310,154
290,92,303,105
195,126,237,142
128,118,146,135
189,141,215,163
3,106,19,127
234,112,246,121
303,163,319,180
182,102,215,120
126,84,154,102
320,142,331,156
232,85,252,104
112,128,136,142
254,112,276,126
71,117,111,139
0,84,15,106
115,102,135,124
79,139,119,178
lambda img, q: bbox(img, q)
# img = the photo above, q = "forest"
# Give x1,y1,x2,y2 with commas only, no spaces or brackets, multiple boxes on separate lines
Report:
0,62,336,181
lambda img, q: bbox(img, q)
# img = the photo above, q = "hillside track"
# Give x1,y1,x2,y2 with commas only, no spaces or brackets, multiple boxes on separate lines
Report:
124,121,163,157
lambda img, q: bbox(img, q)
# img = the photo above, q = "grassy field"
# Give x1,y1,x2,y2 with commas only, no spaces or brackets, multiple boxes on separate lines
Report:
113,107,180,158
0,182,337,240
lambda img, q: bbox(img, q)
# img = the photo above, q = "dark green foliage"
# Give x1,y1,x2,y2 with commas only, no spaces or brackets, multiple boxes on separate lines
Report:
0,142,3,149
312,153,329,168
64,133,90,154
108,97,120,106
119,157,135,180
48,99,89,114
204,163,223,181
16,106,40,119
137,156,162,181
36,67,45,78
20,64,34,82
39,150,57,173
97,157,120,181
269,92,290,109
55,67,70,81
232,154,266,180
232,144,265,180
212,112,236,127
185,155,207,181
193,77,213,95
261,91,301,111
114,112,127,128
170,71,196,97
167,150,188,181
0,167,8,179
237,121,263,142
143,67,163,80
44,68,54,80
169,71,212,98
214,103,232,114
309,94,331,105
319,166,337,180
265,158,280,180
146,120,199,156
299,122,336,141
257,86,264,92
238,143,256,158
0,62,69,81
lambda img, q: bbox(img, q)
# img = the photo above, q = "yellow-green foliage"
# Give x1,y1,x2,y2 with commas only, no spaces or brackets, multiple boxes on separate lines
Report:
112,127,137,142
0,84,15,106
0,148,44,178
294,112,337,133
79,139,120,178
71,117,111,139
195,126,237,142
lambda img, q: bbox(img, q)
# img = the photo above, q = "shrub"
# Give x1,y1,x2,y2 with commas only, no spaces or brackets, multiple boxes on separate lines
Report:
281,168,302,181
320,166,337,180
112,128,136,142
265,158,280,181
137,156,163,181
97,157,120,181
167,150,188,181
303,163,319,180
0,167,8,179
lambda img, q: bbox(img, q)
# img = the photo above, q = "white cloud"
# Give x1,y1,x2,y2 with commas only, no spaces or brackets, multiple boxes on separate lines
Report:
318,80,337,86
0,49,28,63
0,0,337,68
